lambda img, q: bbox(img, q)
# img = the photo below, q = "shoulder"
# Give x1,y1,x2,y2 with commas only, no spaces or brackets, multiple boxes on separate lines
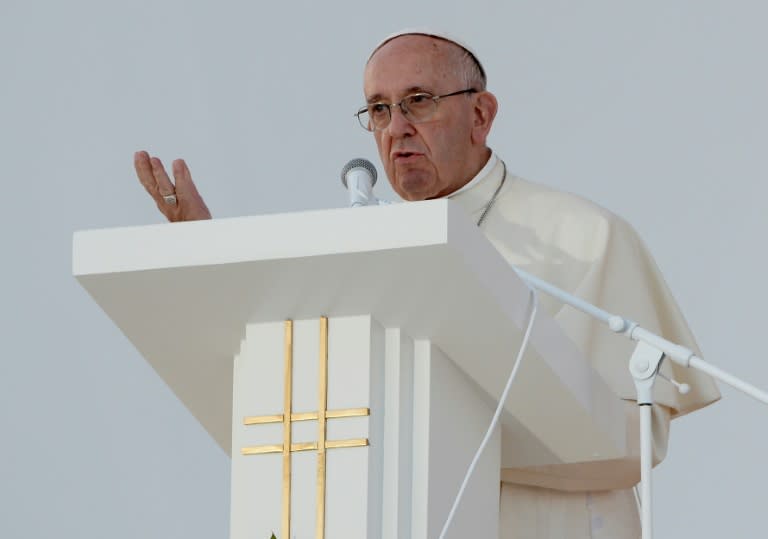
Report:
500,176,626,228
503,175,617,223
488,175,639,266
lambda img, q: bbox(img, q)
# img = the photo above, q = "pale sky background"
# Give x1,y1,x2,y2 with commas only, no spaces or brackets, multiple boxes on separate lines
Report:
1,1,767,537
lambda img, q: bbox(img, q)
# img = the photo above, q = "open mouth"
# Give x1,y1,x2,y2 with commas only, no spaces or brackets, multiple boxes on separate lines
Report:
393,151,422,161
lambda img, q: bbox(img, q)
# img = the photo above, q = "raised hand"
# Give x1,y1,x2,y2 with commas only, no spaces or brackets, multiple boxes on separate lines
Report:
134,150,212,222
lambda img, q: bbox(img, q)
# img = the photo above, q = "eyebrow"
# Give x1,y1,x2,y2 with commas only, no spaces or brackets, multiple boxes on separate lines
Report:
366,86,432,104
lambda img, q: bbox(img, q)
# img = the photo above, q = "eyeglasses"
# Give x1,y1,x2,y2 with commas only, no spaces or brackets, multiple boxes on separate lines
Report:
356,88,478,131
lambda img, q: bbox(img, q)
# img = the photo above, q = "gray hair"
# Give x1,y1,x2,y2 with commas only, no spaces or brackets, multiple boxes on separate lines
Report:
451,44,487,91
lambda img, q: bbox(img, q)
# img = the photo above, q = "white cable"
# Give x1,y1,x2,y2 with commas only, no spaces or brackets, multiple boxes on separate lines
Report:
438,288,539,539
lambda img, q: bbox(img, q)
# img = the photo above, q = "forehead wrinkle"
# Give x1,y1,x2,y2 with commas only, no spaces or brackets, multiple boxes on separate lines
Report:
366,86,432,104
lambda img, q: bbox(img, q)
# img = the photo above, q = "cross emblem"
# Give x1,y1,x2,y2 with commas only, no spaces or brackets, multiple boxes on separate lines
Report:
240,317,370,539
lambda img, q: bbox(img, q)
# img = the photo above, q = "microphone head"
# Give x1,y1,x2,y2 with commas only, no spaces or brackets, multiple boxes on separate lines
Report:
341,158,378,188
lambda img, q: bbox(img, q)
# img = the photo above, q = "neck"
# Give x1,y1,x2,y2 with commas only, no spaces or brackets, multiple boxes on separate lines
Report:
428,147,492,199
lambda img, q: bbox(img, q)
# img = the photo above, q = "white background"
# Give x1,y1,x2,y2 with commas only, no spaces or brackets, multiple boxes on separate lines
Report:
1,1,766,537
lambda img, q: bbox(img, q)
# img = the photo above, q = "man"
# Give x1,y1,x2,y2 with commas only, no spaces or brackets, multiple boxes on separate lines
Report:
134,29,719,538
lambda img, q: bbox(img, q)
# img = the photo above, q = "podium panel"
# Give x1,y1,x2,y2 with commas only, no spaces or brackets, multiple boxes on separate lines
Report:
230,315,498,539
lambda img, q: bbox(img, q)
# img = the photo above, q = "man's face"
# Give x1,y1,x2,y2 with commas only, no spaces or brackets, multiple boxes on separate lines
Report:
364,36,484,201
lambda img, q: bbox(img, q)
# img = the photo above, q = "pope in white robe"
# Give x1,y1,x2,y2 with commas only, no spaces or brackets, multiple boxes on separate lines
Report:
446,152,720,538
133,25,722,539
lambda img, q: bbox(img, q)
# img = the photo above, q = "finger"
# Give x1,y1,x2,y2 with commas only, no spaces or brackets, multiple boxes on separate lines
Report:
134,151,161,200
150,157,176,196
172,159,200,198
147,157,182,221
172,159,212,220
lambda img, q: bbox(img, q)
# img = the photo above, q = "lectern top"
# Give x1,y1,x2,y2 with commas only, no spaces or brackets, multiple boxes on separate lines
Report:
73,200,624,458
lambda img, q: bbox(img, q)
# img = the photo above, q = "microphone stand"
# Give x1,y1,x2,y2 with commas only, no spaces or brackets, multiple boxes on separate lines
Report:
512,267,768,539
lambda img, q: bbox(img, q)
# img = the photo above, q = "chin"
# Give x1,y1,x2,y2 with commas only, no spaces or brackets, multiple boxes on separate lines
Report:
400,192,428,202
397,186,432,202
395,174,436,201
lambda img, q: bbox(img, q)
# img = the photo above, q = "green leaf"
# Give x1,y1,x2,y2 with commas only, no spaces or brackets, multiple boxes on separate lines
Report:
269,533,277,539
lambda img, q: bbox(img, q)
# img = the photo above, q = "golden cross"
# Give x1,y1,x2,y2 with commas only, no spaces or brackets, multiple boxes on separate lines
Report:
241,317,370,539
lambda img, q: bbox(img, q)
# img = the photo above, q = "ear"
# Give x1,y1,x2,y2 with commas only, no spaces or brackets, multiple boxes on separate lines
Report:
470,91,498,145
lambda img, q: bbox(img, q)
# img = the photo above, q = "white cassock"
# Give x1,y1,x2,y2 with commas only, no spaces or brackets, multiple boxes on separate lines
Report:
445,153,720,538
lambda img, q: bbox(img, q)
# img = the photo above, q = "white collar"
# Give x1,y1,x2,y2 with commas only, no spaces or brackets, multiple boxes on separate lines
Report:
445,151,498,199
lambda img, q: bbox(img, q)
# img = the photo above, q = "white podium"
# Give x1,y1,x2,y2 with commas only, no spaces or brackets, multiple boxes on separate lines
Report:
73,200,627,539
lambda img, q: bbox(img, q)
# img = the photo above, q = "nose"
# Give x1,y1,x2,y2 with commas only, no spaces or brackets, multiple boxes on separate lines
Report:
385,105,416,138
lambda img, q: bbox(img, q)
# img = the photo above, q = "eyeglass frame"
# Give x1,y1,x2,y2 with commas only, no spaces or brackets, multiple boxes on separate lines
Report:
356,88,478,131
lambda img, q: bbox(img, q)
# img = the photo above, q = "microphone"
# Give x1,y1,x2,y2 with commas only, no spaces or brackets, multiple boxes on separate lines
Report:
340,158,378,207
